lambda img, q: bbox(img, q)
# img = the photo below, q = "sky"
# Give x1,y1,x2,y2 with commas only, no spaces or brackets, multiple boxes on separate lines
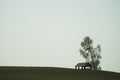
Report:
0,0,120,72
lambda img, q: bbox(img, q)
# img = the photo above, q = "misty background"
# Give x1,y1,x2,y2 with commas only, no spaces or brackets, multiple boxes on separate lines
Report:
0,0,120,72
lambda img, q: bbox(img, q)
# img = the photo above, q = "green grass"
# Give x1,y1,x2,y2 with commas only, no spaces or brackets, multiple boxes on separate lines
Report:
0,66,120,80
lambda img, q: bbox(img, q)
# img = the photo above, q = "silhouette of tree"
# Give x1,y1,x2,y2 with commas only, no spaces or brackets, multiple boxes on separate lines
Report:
80,36,101,70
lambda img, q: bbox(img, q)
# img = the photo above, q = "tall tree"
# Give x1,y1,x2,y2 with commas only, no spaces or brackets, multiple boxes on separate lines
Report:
80,36,101,70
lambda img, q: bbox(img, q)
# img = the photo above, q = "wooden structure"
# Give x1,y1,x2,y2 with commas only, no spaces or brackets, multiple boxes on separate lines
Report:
75,62,92,70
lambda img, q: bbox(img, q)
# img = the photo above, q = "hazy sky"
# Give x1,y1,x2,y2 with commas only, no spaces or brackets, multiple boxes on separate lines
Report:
0,0,120,72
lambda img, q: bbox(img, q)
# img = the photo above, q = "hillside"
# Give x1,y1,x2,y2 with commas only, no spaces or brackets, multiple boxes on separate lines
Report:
0,67,120,80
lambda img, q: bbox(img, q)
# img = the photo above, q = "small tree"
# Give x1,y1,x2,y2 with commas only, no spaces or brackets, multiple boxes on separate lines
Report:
80,36,101,70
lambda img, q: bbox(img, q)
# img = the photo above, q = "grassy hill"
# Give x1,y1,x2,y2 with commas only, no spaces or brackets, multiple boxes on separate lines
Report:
0,67,120,80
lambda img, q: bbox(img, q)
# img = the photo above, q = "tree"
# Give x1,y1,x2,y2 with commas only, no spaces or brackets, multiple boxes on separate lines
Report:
80,36,101,70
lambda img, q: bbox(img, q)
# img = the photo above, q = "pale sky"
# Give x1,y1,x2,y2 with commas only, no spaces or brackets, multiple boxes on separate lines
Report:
0,0,120,72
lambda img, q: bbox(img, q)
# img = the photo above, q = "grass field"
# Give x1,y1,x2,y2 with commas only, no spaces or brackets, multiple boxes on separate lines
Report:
0,66,120,80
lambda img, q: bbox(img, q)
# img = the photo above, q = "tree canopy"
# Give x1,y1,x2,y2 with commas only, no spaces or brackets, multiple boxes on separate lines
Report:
80,36,102,70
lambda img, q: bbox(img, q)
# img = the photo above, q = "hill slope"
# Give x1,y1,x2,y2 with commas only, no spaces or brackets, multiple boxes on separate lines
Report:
0,67,120,80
